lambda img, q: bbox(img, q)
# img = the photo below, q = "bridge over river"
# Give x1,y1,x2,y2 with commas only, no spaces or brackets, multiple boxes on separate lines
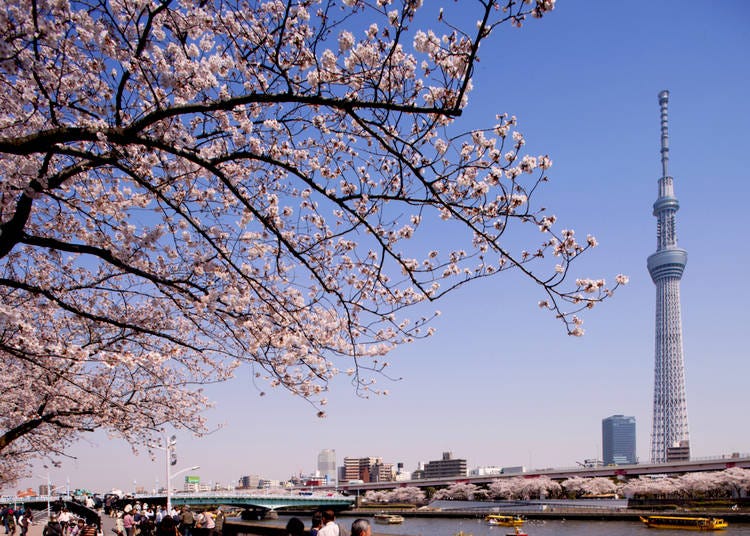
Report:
1,491,354,514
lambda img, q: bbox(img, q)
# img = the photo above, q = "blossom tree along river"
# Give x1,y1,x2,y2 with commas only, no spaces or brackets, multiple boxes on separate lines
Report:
0,0,625,484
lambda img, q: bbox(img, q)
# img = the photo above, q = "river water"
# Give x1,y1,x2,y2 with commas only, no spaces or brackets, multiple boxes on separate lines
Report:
275,514,750,536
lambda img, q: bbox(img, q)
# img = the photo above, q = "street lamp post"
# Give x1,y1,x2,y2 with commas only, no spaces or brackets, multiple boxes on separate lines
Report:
151,432,198,514
164,434,176,514
167,465,200,514
35,471,57,519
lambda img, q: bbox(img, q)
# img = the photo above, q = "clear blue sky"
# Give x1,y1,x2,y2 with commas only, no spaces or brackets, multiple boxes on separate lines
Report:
7,1,750,494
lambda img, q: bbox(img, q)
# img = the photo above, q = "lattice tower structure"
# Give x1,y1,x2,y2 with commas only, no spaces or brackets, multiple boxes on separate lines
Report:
646,90,690,463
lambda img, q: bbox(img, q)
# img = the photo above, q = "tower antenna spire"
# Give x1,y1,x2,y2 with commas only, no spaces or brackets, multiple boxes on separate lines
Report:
659,90,670,178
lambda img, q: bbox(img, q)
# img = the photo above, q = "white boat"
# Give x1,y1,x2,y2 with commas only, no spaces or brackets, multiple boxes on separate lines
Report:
373,513,405,524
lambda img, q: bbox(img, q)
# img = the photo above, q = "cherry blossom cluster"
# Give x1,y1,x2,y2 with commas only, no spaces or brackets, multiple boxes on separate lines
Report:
0,0,618,483
429,469,750,502
364,486,426,504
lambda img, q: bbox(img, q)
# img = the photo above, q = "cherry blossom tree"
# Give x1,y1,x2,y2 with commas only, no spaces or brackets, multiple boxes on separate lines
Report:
488,478,514,499
432,482,482,501
0,0,624,483
620,476,680,499
561,476,617,498
364,486,425,504
717,467,750,498
388,485,427,504
515,475,561,500
488,476,561,500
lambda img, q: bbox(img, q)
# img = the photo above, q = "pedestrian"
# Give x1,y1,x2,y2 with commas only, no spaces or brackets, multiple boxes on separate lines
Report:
58,509,72,536
203,511,214,536
154,508,166,526
42,516,63,536
317,510,338,536
192,511,206,536
211,509,223,536
69,519,85,536
155,516,178,536
310,511,322,536
178,507,193,536
123,509,135,536
19,511,31,536
285,518,304,536
114,512,125,536
350,520,370,536
5,513,14,536
2,506,10,535
140,516,155,536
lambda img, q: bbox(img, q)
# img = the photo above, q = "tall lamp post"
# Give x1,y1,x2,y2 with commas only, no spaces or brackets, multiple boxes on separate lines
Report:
35,470,59,519
164,434,177,513
167,465,200,515
43,472,51,519
153,432,199,514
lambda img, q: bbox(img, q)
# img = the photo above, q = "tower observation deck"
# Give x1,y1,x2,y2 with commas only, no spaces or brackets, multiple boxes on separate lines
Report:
647,90,690,463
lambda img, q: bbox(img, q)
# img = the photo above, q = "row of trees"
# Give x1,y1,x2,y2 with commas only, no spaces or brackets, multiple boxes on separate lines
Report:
362,468,750,503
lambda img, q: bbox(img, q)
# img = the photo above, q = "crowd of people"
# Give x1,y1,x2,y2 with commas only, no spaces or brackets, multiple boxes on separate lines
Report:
285,510,370,536
6,500,370,536
111,503,224,536
1,506,34,536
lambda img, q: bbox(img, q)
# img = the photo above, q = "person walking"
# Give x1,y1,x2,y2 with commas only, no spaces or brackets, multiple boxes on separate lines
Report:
19,511,31,536
178,507,194,536
5,512,14,536
123,510,135,536
211,509,223,536
42,516,63,536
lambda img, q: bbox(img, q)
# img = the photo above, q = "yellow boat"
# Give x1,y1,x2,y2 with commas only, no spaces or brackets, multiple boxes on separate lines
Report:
639,515,728,531
485,515,524,527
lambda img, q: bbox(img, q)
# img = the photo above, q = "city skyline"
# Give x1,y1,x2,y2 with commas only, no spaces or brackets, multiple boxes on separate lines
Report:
5,1,750,494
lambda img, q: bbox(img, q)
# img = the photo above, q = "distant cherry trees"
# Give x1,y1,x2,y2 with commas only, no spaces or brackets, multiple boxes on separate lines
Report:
0,0,629,483
362,469,750,505
364,486,426,504
621,468,750,499
561,476,618,498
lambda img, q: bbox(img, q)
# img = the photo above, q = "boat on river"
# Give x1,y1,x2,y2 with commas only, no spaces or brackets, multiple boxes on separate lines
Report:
485,515,524,527
639,515,728,531
373,513,405,524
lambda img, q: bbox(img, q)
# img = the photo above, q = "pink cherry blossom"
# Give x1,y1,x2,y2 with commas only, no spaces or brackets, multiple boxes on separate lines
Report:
0,0,621,485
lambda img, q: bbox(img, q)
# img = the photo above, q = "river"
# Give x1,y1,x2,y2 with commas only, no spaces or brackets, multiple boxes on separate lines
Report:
274,514,750,536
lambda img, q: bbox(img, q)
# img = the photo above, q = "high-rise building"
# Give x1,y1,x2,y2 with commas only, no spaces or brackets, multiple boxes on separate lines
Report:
602,414,636,465
423,452,466,479
647,90,690,463
317,449,337,484
238,474,260,489
343,456,382,482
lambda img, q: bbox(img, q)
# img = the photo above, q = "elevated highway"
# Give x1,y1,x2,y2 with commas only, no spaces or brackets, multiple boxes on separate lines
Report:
334,454,750,494
4,455,747,508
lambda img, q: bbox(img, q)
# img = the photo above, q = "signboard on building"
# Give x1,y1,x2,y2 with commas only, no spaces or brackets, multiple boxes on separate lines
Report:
185,476,200,484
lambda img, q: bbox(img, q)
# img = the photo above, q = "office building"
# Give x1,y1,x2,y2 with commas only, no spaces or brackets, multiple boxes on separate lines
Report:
423,452,467,479
317,449,337,484
343,456,382,482
602,414,637,465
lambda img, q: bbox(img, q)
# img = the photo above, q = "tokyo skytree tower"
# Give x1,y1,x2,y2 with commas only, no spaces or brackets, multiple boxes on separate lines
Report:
647,90,690,463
